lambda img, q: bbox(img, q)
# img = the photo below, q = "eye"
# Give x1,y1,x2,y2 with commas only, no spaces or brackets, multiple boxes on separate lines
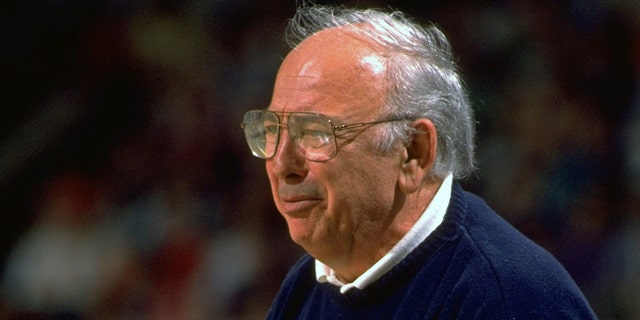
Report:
263,122,278,136
300,128,331,148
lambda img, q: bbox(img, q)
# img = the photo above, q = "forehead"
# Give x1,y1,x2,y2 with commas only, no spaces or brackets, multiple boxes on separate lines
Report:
269,27,387,120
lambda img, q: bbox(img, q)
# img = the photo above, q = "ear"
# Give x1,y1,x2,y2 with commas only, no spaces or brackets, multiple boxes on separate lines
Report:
398,119,437,194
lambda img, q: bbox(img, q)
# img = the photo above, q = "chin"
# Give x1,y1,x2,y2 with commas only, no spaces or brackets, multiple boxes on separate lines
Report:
286,217,313,245
288,220,337,262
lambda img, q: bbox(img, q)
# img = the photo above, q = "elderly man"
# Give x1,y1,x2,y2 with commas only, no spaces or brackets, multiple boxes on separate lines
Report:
241,4,596,319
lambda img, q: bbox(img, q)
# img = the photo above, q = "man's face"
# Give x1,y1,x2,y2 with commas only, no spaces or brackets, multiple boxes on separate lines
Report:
265,29,405,265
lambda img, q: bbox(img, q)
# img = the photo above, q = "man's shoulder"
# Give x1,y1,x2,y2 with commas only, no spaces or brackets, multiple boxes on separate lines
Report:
452,185,568,280
444,184,596,318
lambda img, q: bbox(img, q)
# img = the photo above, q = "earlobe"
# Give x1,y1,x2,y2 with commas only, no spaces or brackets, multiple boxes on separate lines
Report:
398,119,437,194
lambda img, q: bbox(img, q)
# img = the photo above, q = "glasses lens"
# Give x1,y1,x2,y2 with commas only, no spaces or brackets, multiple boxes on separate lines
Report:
242,111,279,158
288,113,336,161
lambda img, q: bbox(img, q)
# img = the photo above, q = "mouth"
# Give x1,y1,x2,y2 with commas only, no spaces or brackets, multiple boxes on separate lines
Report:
279,196,322,215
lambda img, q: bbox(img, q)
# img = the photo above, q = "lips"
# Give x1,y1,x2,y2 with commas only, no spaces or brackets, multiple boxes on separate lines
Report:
282,195,320,202
279,196,322,215
278,184,323,215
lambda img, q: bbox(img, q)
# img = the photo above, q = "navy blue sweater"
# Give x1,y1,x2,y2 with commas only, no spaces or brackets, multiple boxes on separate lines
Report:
266,184,597,319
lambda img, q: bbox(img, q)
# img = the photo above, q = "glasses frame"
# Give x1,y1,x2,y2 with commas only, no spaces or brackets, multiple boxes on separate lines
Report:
241,110,409,162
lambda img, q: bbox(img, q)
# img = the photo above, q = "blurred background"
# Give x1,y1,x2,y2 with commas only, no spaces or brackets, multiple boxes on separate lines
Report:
0,0,638,319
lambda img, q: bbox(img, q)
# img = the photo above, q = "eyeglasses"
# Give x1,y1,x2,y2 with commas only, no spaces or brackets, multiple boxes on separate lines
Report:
241,110,407,162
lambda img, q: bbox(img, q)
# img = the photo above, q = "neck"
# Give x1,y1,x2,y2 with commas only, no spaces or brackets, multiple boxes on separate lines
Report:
328,177,444,282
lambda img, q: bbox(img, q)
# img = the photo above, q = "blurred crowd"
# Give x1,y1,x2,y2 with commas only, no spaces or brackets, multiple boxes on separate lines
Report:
0,0,638,319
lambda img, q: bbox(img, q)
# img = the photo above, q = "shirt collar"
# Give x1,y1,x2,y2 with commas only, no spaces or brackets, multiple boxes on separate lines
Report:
316,174,453,293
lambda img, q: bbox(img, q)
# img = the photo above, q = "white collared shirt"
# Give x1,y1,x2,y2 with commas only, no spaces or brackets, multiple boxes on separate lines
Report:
315,174,453,293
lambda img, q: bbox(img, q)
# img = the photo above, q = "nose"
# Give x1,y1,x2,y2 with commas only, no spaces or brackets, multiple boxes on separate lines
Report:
267,128,308,183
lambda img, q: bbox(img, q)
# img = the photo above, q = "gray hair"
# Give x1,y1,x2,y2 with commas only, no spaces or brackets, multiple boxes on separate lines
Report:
286,4,476,179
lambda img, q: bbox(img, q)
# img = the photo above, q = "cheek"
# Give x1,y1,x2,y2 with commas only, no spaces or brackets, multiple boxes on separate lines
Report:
321,156,398,212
